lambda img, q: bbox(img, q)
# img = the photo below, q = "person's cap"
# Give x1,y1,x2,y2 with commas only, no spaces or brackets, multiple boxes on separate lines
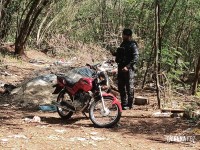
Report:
123,28,132,36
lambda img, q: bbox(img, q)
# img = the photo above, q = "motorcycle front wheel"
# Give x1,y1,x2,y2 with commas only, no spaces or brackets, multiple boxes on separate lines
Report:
89,98,121,128
57,91,73,119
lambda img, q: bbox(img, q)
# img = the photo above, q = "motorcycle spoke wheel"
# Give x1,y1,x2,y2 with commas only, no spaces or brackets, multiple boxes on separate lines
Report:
89,98,121,128
57,91,73,119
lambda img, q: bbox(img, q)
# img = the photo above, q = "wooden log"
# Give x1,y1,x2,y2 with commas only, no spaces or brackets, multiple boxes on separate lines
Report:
161,108,185,113
161,108,185,118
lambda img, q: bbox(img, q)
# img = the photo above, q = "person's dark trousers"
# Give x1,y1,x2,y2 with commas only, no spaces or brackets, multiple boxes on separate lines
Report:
117,68,134,109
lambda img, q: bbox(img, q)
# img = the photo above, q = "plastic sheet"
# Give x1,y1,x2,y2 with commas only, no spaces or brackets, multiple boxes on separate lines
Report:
65,67,94,82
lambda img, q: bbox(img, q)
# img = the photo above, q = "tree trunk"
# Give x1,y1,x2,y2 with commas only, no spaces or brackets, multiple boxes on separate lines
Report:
142,40,154,89
157,0,161,73
0,0,12,40
154,0,161,108
15,43,26,57
192,55,200,95
161,0,179,37
100,0,106,42
14,0,50,56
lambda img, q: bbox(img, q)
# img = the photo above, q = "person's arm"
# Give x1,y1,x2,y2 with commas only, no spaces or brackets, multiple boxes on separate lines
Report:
110,49,117,56
126,42,139,69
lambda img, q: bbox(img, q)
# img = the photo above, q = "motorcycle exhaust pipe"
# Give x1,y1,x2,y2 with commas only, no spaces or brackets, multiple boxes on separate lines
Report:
52,101,75,112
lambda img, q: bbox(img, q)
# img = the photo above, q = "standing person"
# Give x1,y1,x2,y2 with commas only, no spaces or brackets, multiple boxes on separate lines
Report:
115,28,139,110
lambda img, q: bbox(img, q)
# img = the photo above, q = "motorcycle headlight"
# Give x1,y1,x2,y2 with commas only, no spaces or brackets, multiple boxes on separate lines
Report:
98,71,109,86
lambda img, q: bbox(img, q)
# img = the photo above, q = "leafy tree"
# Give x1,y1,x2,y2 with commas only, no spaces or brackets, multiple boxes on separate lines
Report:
14,0,52,56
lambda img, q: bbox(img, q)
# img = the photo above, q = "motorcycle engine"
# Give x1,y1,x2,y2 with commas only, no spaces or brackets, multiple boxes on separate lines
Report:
72,91,91,110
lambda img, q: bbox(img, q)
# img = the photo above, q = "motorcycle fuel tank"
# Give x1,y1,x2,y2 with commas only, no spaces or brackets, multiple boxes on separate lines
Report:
73,77,93,92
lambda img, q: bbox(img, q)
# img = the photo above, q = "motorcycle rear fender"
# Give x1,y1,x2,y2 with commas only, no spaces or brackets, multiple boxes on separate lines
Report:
102,93,122,112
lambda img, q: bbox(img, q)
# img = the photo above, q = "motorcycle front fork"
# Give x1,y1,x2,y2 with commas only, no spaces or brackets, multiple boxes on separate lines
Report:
98,84,107,112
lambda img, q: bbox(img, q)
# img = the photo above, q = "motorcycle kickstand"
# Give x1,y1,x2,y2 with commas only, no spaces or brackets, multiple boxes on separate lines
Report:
82,112,88,118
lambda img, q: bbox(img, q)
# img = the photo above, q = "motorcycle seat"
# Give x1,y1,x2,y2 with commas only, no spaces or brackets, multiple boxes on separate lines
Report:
64,76,76,87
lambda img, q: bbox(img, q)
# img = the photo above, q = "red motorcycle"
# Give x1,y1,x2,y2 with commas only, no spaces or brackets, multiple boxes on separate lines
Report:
52,68,122,128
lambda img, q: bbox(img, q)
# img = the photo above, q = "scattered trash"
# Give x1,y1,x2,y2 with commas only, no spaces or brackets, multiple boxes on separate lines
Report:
152,111,172,118
1,104,9,107
90,132,98,135
48,135,60,140
36,125,47,129
10,87,21,95
39,105,57,112
55,129,66,134
0,71,12,76
69,137,88,142
89,141,97,146
1,138,9,142
171,113,184,118
10,74,57,105
8,134,27,139
0,87,5,94
194,110,200,117
26,79,48,87
0,81,5,87
69,135,106,143
23,116,41,123
3,84,16,94
29,59,46,64
90,136,106,141
53,60,73,66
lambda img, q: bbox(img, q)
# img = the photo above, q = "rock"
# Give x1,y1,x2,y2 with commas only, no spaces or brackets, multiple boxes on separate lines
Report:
135,96,149,105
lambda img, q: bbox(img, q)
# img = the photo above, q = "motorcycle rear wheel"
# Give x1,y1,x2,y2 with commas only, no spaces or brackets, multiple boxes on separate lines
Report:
89,98,121,128
57,91,73,119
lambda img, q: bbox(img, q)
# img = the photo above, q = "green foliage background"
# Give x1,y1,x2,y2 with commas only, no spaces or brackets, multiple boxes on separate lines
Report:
1,0,200,82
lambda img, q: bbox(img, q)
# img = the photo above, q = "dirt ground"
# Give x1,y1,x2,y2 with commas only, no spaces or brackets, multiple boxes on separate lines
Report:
0,105,199,150
0,50,199,150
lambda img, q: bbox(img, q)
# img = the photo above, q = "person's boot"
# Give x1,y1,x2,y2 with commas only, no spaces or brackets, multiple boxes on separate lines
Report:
128,98,134,110
121,100,128,110
122,105,129,110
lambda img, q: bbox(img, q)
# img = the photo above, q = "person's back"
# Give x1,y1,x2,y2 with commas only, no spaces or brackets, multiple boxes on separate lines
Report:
116,40,138,69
